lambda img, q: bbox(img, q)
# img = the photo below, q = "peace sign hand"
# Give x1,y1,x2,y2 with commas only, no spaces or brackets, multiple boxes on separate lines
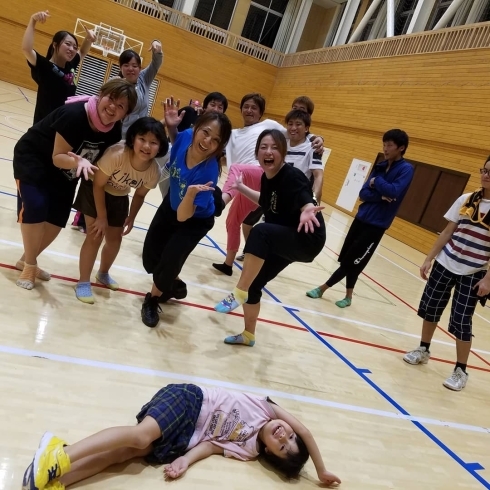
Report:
68,152,98,180
162,96,185,129
82,24,96,43
31,10,50,23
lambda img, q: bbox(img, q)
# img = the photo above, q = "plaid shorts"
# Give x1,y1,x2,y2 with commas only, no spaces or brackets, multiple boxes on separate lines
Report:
417,261,486,342
136,384,203,464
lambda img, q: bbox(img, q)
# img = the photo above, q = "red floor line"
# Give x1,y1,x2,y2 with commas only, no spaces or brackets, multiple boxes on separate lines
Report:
324,245,490,367
2,262,490,373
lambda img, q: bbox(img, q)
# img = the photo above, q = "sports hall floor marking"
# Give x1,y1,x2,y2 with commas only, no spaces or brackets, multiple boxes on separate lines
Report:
1,344,489,435
1,260,489,373
1,186,490,359
206,234,490,488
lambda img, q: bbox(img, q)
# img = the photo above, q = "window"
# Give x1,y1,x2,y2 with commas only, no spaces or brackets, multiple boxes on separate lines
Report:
241,0,289,48
359,0,384,41
394,0,417,35
193,0,237,30
325,3,347,47
373,154,470,233
478,0,490,21
427,0,454,28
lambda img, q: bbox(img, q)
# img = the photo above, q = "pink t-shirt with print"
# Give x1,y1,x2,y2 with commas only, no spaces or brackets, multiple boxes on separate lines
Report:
186,387,276,460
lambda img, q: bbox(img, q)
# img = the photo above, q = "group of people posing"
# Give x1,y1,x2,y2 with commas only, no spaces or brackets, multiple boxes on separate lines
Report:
15,8,490,490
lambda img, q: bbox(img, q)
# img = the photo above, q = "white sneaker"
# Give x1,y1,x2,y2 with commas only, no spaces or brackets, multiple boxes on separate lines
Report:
443,367,468,391
236,253,245,261
403,346,430,365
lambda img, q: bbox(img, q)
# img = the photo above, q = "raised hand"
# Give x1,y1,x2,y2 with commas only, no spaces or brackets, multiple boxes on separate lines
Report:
31,10,50,23
186,181,215,197
67,152,98,180
318,469,342,486
163,96,185,129
164,456,189,479
230,172,243,190
298,205,324,233
82,24,96,43
149,40,162,53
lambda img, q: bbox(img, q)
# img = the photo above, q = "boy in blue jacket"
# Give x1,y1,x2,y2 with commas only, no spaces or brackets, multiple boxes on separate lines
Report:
306,129,413,307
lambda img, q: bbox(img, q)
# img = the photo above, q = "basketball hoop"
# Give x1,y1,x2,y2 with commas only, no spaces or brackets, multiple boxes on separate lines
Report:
100,36,116,57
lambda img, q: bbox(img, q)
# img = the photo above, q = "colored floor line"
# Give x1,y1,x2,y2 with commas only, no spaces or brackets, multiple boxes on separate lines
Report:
3,261,489,373
1,344,489,435
204,234,490,488
323,244,490,367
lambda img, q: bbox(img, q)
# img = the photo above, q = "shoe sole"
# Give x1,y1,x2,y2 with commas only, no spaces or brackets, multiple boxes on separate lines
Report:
95,277,119,291
403,356,429,365
22,462,35,490
443,380,466,391
31,432,54,490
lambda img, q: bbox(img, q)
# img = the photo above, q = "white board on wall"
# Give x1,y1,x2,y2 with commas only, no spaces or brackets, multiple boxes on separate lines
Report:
336,158,372,212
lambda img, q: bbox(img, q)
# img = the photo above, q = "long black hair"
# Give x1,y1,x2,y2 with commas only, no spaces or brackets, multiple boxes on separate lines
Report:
46,31,78,61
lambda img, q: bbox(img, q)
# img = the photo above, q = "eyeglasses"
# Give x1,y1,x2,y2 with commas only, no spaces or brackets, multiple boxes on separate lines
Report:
480,168,490,175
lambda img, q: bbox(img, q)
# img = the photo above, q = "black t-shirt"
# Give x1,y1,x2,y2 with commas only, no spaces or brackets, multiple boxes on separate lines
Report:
177,106,199,132
28,51,81,124
259,163,324,228
13,102,122,186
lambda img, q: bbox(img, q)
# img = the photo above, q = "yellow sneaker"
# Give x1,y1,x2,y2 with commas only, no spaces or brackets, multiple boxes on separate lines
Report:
45,481,65,490
28,432,71,490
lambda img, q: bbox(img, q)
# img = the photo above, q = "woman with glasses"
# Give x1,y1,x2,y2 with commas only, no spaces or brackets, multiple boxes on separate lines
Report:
403,158,490,392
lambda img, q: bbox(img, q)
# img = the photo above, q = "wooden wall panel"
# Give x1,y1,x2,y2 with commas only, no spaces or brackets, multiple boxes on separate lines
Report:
0,0,278,129
265,51,490,253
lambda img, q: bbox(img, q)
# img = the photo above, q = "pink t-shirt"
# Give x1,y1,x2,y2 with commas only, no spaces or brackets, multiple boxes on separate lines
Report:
186,387,276,460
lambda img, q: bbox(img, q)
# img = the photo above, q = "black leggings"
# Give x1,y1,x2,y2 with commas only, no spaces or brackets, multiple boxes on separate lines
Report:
244,222,326,304
326,218,385,290
142,196,214,292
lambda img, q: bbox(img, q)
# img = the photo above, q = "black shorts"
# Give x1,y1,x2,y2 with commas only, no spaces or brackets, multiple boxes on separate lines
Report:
243,206,263,226
16,179,77,228
73,179,129,228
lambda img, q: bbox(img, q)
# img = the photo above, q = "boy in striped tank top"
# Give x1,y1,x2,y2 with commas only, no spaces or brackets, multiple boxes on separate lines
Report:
404,159,490,391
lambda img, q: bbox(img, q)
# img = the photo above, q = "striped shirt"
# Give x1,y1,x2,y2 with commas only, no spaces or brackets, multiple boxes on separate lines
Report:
436,193,490,275
284,139,324,179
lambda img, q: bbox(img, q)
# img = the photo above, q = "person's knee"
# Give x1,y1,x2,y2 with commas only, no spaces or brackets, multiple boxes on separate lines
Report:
132,424,158,449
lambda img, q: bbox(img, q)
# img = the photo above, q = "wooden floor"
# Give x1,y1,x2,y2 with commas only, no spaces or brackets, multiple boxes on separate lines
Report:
1,79,490,490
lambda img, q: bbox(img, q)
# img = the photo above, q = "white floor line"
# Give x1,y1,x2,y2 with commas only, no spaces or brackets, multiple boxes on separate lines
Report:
0,344,488,435
2,237,490,356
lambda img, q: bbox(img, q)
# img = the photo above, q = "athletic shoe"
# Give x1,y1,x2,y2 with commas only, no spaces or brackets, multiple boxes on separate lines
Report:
236,253,245,261
22,432,70,490
224,334,255,346
215,293,245,313
141,293,161,328
158,279,188,303
443,367,468,391
45,481,65,489
403,346,430,365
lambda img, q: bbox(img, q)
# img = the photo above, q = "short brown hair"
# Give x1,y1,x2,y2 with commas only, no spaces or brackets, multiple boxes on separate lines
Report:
99,78,138,116
255,129,287,161
291,96,314,115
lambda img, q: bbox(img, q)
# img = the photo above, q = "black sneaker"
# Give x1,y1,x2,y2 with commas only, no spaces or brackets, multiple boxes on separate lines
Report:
158,280,188,304
212,262,233,276
141,293,161,328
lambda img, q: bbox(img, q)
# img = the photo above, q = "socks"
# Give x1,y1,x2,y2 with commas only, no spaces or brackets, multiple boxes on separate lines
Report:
224,330,256,347
16,263,37,290
212,263,233,276
455,362,467,373
215,287,248,314
16,260,51,281
233,287,248,304
96,271,119,291
420,341,431,352
75,282,95,304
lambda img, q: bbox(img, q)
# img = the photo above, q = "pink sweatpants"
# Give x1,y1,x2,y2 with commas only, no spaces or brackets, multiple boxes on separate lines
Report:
223,164,264,252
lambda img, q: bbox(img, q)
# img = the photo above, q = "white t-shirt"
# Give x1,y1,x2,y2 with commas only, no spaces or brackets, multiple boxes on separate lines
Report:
436,193,490,275
285,138,324,179
225,119,285,168
186,387,276,461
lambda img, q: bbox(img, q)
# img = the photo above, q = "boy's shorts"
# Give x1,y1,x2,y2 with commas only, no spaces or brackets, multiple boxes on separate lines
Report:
417,260,486,342
73,179,129,228
16,179,77,228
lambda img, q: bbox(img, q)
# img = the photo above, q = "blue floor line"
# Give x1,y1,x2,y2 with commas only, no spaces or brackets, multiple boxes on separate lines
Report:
203,233,489,488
